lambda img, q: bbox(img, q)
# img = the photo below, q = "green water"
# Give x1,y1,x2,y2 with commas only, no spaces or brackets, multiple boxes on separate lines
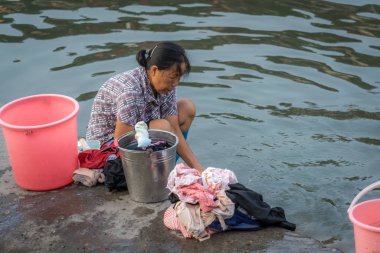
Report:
1,1,379,251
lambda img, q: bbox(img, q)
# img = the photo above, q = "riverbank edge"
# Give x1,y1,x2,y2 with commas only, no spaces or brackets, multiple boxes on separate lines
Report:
0,131,342,253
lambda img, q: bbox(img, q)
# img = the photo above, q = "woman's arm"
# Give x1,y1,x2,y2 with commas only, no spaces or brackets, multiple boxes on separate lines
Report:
114,119,134,143
164,115,204,173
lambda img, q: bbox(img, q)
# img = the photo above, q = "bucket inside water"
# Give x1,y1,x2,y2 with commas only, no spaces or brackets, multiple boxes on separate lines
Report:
0,94,79,191
118,130,178,203
348,181,380,253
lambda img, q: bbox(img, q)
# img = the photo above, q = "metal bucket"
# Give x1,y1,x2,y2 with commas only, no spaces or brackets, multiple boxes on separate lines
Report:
118,129,178,203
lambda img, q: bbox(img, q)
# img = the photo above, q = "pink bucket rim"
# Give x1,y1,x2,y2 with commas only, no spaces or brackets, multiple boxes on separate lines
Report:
0,94,79,130
348,199,380,233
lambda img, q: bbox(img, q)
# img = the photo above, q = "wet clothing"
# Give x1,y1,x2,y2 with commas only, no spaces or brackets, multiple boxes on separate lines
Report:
78,140,120,169
86,66,177,145
164,204,192,238
103,157,127,192
175,201,210,241
164,164,296,240
72,168,105,187
167,163,238,206
208,208,262,232
226,183,296,231
130,140,172,152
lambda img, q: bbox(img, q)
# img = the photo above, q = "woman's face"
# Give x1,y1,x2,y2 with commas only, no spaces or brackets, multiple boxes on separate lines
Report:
149,62,186,94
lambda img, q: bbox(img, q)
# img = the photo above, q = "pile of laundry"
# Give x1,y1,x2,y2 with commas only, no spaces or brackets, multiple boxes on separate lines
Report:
164,163,296,241
74,138,126,191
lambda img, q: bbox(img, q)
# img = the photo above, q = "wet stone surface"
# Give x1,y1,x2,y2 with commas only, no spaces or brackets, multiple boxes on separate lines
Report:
0,133,342,253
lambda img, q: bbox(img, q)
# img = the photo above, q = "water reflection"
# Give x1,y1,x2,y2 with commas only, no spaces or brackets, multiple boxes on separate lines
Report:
321,236,341,245
311,134,351,143
310,134,380,146
293,182,318,192
181,81,230,88
218,73,261,81
216,98,380,120
266,55,376,90
284,159,352,168
218,97,252,105
50,42,140,71
1,1,379,36
255,104,380,120
355,137,380,146
210,112,263,122
1,0,379,68
76,91,97,102
321,197,336,207
191,66,225,72
344,176,373,181
91,70,116,77
210,59,340,92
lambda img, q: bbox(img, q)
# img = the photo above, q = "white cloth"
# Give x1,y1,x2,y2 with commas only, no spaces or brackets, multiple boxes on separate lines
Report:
134,121,151,148
201,167,238,194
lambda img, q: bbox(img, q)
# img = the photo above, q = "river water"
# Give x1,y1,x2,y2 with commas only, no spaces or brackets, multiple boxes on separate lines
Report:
0,1,379,252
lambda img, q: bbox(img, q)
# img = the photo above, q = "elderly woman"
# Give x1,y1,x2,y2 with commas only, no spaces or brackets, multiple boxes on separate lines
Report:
86,41,204,172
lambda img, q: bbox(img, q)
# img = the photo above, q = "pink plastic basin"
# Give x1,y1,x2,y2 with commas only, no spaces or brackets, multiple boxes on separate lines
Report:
0,94,79,191
348,181,380,253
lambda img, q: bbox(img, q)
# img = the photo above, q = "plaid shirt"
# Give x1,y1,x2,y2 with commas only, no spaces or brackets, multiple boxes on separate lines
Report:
86,66,177,144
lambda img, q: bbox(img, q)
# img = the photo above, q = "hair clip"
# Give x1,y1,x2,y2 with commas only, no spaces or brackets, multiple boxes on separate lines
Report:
149,44,158,58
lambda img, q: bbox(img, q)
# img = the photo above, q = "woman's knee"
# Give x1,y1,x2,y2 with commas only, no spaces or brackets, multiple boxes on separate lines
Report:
149,119,173,132
178,98,196,119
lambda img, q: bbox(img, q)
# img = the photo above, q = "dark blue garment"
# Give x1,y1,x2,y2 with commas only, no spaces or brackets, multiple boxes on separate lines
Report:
226,183,296,231
208,208,262,232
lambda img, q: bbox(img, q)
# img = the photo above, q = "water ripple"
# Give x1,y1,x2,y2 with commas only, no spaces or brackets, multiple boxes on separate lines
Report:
210,60,339,92
255,104,380,120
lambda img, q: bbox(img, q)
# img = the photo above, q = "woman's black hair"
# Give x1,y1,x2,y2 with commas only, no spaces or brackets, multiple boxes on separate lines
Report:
136,41,191,76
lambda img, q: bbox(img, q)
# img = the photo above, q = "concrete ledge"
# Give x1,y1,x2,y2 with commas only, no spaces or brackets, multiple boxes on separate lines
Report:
0,132,341,253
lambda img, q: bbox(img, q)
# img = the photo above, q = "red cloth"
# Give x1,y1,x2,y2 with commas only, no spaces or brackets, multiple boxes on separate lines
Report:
78,142,120,169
